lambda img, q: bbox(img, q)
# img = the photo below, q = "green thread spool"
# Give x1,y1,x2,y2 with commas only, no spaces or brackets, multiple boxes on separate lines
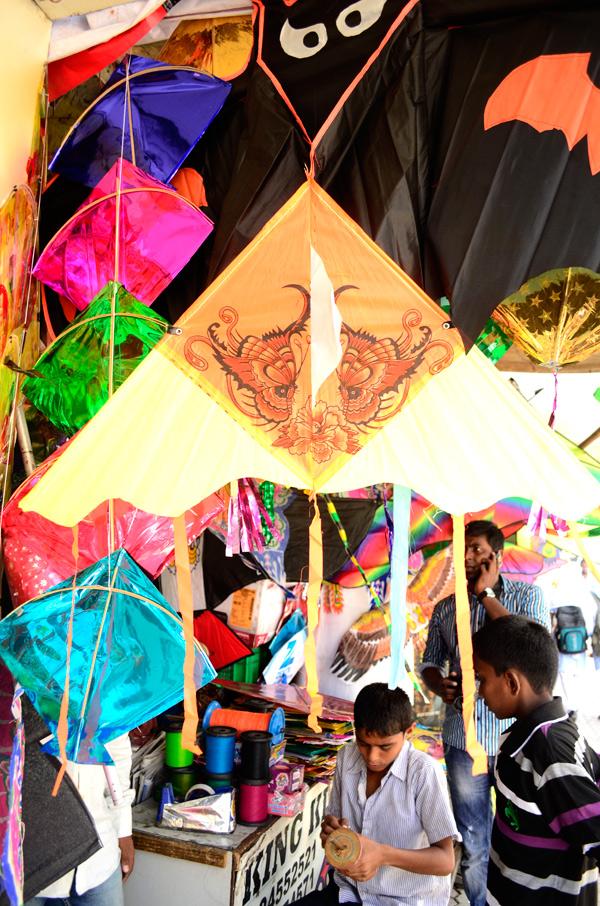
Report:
166,767,198,800
165,729,194,769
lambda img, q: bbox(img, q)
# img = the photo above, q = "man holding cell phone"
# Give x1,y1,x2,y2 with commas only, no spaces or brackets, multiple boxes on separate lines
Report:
420,520,550,906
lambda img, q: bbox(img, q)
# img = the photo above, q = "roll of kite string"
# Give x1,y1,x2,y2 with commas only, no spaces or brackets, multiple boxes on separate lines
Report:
325,828,362,870
204,725,236,776
239,730,272,781
203,702,285,745
238,778,269,825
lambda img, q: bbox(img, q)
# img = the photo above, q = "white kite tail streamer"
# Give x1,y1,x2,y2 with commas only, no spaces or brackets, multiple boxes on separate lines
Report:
389,484,411,689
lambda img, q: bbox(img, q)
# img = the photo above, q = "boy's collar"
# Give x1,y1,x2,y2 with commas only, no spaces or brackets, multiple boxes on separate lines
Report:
501,697,568,758
390,739,411,780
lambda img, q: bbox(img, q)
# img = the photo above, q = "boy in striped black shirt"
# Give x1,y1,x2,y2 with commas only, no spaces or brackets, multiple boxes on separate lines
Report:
473,616,600,905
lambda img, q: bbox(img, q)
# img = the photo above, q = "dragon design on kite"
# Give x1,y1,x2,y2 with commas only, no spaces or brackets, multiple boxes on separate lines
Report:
184,282,454,463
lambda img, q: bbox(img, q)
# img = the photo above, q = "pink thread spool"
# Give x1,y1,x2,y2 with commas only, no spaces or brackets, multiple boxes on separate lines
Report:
238,779,269,825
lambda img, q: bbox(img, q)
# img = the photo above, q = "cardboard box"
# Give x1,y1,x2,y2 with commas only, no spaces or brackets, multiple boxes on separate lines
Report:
267,784,307,818
268,760,304,794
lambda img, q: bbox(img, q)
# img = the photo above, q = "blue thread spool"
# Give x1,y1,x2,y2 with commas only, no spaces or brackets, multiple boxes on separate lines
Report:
204,725,236,776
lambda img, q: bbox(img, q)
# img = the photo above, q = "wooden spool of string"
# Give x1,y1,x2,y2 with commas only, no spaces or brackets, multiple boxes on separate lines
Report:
325,828,362,869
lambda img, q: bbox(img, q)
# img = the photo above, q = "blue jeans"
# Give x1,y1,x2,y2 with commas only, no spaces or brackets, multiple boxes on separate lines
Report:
444,744,495,906
26,867,124,906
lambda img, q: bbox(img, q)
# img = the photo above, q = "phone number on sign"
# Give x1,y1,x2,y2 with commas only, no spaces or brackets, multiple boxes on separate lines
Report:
258,841,318,906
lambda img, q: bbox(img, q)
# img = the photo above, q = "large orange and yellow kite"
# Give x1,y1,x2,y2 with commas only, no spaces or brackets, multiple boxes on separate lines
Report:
22,180,600,769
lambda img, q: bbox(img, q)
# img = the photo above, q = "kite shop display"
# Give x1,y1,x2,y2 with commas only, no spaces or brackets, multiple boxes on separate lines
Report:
4,4,600,905
124,682,349,906
125,614,446,906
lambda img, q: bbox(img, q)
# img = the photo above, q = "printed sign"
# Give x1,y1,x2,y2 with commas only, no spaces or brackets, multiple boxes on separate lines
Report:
234,782,330,906
230,588,256,630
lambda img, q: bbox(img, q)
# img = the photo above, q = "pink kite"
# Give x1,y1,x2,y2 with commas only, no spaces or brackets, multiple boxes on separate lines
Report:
33,159,213,311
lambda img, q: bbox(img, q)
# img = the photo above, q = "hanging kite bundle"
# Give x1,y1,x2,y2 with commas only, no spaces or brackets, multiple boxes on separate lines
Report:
1,56,238,786
226,478,279,556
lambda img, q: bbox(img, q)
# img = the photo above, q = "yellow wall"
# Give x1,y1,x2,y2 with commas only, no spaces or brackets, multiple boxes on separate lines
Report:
0,0,51,204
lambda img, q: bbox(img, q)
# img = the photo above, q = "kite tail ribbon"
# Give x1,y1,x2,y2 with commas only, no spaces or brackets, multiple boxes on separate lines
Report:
226,480,241,556
173,516,201,756
227,479,277,555
306,494,323,732
259,481,277,544
452,515,487,775
389,485,411,689
52,525,78,796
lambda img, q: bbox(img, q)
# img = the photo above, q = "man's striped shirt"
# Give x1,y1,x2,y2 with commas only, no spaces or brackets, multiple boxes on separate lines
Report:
421,577,549,754
488,698,600,905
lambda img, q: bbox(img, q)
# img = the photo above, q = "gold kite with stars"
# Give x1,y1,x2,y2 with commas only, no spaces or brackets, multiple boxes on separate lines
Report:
492,267,600,368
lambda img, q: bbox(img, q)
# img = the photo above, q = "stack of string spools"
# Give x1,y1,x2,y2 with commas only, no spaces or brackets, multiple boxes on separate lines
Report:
238,729,273,824
163,714,198,799
202,701,284,825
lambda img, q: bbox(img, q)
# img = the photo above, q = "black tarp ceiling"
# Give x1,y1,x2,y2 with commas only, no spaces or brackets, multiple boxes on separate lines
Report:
41,0,600,346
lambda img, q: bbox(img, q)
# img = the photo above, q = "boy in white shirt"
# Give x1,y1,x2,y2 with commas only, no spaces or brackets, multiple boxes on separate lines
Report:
295,683,458,906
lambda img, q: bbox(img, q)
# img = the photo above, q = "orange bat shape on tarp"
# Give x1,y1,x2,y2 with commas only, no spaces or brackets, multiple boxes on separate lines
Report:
484,53,600,175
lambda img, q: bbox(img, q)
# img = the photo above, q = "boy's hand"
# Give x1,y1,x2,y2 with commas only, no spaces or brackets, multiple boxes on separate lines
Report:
339,835,385,882
320,815,348,848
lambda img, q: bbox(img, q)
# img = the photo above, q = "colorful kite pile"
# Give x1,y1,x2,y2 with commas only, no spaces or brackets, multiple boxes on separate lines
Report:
0,55,234,833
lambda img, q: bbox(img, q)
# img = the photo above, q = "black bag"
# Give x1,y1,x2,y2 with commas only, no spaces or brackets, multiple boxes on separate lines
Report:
555,606,587,654
0,672,101,906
